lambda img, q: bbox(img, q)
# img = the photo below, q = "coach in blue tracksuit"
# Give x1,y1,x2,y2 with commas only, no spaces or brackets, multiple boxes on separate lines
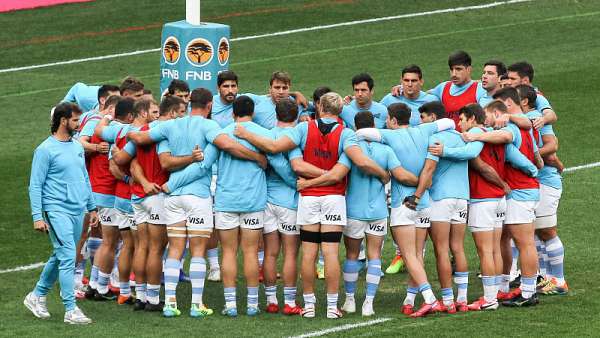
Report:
25,102,98,325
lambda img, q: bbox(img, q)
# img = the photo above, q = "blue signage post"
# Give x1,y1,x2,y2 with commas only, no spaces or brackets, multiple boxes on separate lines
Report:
159,18,230,95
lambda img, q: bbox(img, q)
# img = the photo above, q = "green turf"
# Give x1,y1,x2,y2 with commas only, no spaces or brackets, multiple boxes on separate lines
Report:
1,0,600,336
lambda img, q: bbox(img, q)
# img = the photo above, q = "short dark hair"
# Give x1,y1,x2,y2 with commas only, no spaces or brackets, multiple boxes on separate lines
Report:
233,95,254,117
104,95,121,110
114,97,135,120
515,84,537,109
217,70,238,87
51,102,82,133
448,50,472,68
351,73,374,90
387,103,411,126
354,111,375,130
270,71,291,86
485,100,508,114
98,84,120,101
508,61,534,82
190,88,213,109
493,87,521,104
402,64,423,79
419,101,446,119
275,98,298,123
133,98,156,118
167,79,190,95
312,86,331,103
120,76,144,95
484,60,507,77
459,103,485,125
159,96,184,116
499,73,508,81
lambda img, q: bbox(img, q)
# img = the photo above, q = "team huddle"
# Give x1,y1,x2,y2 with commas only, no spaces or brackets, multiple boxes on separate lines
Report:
25,50,567,325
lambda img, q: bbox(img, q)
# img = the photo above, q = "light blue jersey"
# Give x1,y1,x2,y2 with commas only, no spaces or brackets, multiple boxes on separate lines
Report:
252,94,305,129
377,122,440,210
149,115,221,199
62,83,100,112
29,137,95,221
429,80,487,102
346,141,401,221
526,110,562,190
211,93,260,128
478,91,494,107
535,92,552,113
266,127,298,210
380,91,438,126
503,120,540,201
340,100,388,129
213,121,271,212
426,130,471,201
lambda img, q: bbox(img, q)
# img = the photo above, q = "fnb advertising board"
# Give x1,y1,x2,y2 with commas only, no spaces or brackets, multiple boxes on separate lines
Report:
160,21,230,95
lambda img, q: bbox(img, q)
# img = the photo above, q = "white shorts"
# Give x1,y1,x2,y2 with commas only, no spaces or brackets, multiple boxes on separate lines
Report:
430,198,468,224
263,203,299,235
210,175,217,197
116,210,135,231
215,211,264,230
534,185,561,229
164,195,214,235
390,205,431,228
98,207,119,227
468,198,507,232
132,193,166,225
297,195,346,226
504,199,538,225
344,218,387,239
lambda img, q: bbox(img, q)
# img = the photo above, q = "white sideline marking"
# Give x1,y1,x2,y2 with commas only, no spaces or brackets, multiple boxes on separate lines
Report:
0,0,531,74
1,160,598,275
288,317,393,338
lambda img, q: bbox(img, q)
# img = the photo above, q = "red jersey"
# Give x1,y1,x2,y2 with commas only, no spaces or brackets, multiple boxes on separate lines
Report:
87,131,116,197
113,127,132,200
504,127,539,190
469,128,506,199
441,81,478,132
131,124,169,199
301,120,347,196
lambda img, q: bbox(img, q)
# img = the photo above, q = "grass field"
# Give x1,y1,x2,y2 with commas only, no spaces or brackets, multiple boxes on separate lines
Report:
1,0,600,336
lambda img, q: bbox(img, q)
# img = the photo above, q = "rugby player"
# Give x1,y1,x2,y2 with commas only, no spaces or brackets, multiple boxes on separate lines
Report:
340,73,388,129
234,92,390,319
354,102,455,317
62,83,120,114
26,102,98,324
463,89,543,307
479,60,506,107
165,79,190,106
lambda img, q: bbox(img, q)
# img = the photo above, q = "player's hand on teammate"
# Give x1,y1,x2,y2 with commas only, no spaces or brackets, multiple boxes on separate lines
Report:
33,220,48,233
532,117,545,130
379,171,391,185
391,84,404,97
403,195,420,210
88,210,99,227
233,123,248,139
461,132,479,142
343,95,354,105
494,113,510,129
502,183,512,195
293,91,309,109
256,153,268,170
428,142,444,156
296,177,308,191
143,182,162,195
97,142,110,154
161,183,170,194
191,145,204,162
111,145,120,157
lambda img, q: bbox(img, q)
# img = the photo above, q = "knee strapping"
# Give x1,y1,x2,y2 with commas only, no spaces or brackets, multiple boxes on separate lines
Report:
321,231,342,243
300,230,321,243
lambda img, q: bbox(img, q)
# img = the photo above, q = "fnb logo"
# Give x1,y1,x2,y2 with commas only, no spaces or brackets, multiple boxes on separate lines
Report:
188,217,205,225
217,37,229,66
185,38,214,67
369,224,384,232
244,218,260,226
163,36,180,65
324,214,341,222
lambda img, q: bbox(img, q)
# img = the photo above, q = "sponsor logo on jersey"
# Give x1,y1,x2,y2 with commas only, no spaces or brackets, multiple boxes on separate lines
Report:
243,218,260,226
188,217,205,225
324,214,341,222
281,223,297,232
369,223,384,232
185,38,213,67
163,36,181,65
217,37,229,66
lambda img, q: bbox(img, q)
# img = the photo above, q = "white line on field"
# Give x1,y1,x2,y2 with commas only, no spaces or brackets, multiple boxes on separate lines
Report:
288,317,393,338
0,0,531,74
1,159,598,275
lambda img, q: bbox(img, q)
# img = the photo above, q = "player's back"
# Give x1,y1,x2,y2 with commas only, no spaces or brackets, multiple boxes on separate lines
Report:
215,121,269,212
428,130,469,200
266,126,298,210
